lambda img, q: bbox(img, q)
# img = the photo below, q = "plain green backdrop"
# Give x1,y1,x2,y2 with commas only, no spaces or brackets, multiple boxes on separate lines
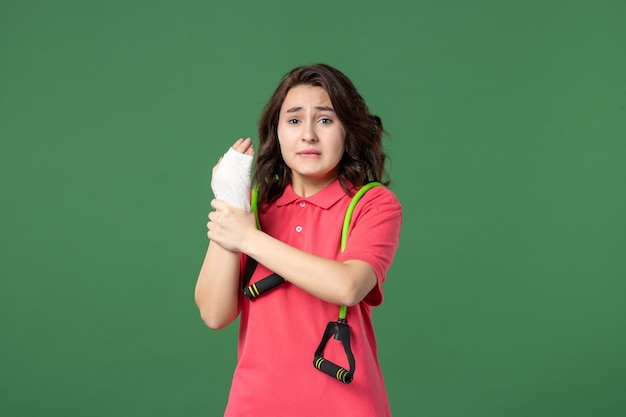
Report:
1,0,625,416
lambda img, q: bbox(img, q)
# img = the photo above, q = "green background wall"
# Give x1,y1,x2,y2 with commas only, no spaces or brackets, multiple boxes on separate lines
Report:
2,1,624,416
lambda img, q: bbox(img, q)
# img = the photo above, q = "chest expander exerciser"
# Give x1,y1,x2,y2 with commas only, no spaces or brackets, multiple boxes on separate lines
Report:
241,182,383,384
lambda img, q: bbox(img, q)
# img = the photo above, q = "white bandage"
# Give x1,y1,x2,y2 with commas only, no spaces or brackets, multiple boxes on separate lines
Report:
211,147,253,212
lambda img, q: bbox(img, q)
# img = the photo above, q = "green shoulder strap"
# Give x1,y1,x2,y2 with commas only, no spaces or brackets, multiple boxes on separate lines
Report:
338,181,383,319
250,181,384,318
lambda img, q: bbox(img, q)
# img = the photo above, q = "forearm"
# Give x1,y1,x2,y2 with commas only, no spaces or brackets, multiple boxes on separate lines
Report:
243,229,376,306
194,241,241,329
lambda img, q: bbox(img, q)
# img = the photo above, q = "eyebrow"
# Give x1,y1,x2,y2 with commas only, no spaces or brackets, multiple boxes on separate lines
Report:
285,106,335,113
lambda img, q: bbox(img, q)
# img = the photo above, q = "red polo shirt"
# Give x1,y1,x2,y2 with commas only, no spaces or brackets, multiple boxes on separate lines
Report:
224,179,402,417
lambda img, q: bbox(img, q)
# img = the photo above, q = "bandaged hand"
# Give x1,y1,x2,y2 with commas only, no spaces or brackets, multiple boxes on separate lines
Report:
211,138,254,212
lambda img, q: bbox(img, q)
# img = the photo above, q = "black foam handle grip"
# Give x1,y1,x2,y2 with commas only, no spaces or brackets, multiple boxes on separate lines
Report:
243,273,285,300
313,356,353,384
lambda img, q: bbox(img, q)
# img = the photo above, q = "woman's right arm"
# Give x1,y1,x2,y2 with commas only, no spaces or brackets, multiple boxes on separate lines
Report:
194,240,241,330
194,138,254,330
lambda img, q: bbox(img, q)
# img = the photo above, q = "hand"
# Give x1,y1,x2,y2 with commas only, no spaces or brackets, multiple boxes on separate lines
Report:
211,138,255,212
207,198,257,253
211,138,254,187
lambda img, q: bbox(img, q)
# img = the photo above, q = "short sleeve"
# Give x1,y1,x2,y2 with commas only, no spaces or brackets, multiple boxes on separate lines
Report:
337,186,402,306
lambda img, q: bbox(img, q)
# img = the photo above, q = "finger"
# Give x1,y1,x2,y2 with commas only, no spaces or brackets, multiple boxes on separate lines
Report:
232,137,253,154
231,138,246,153
210,199,228,211
240,138,252,154
244,141,254,156
207,220,220,236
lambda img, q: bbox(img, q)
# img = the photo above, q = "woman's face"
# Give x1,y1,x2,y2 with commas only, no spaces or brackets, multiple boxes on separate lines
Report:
277,85,346,195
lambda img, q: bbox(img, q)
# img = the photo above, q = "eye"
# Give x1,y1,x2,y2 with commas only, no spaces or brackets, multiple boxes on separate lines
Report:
287,118,300,124
319,118,333,124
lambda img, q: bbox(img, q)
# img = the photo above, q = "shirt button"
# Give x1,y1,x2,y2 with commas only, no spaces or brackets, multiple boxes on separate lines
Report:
299,202,306,207
295,226,303,232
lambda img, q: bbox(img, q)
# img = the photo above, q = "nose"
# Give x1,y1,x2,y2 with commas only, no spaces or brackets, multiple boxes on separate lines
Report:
302,120,318,142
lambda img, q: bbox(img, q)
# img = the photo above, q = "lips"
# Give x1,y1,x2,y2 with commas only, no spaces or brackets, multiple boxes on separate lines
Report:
297,149,321,156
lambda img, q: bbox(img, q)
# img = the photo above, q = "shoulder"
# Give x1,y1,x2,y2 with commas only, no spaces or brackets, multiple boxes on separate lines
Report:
350,185,402,226
356,184,401,209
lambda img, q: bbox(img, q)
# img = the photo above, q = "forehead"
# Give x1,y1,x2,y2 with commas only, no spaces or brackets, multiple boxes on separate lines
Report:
280,85,332,110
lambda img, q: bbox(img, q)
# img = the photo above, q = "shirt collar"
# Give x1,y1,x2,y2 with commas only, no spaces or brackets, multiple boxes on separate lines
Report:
275,179,353,209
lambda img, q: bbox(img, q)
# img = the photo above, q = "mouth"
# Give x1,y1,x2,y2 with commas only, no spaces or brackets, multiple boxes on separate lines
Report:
297,149,321,156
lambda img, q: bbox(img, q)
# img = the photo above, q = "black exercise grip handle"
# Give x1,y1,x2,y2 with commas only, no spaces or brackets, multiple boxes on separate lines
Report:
243,273,285,300
313,356,353,384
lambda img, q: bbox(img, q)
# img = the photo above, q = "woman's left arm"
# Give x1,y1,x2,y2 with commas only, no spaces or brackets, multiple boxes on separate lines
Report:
208,194,401,306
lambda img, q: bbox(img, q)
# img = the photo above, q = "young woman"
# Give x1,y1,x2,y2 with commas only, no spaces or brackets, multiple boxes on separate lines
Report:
195,64,402,416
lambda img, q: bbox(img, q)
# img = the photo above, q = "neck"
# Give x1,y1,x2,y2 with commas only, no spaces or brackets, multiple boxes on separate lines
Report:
291,175,338,198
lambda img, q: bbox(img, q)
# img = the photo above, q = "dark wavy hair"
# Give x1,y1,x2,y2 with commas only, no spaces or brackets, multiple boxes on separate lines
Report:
254,63,389,205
